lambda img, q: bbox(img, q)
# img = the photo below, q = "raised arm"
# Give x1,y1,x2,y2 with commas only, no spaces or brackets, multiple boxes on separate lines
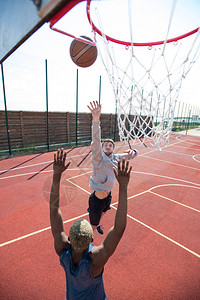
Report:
88,101,103,166
90,159,132,277
117,148,138,161
50,149,71,256
87,100,101,122
123,149,138,158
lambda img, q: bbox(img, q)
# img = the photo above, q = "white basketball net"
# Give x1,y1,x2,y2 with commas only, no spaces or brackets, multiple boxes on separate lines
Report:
88,1,200,149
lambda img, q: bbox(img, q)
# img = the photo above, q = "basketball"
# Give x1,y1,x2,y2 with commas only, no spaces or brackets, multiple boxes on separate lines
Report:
69,36,98,68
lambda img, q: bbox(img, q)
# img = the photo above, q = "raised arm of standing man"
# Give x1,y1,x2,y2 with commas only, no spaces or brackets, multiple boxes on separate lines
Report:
89,158,132,277
50,149,71,256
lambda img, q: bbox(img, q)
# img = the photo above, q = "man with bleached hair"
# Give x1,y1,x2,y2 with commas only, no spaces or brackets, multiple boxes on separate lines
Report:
50,148,132,300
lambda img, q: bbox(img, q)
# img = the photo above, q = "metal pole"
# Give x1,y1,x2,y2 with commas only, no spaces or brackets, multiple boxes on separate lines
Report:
1,63,11,155
175,100,181,130
45,59,49,151
76,69,78,146
114,88,118,141
98,75,101,106
180,102,185,130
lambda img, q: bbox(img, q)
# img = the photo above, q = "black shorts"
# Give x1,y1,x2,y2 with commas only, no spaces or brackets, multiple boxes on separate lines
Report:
88,192,112,226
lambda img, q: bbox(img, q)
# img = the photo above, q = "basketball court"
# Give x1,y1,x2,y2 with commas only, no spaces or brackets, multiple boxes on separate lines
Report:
0,1,200,299
0,134,200,299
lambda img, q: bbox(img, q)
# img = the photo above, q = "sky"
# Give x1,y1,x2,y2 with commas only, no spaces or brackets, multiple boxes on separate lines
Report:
0,0,200,115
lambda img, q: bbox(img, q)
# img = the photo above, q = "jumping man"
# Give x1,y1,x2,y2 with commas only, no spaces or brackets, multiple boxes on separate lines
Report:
87,100,138,234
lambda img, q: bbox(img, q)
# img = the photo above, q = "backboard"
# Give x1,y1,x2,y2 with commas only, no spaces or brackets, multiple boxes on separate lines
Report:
0,0,72,64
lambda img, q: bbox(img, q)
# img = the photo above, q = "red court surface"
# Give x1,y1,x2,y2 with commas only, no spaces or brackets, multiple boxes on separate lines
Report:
0,133,200,300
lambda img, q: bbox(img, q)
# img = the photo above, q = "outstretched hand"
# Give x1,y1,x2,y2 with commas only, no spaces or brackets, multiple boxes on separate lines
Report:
53,149,71,175
114,158,132,186
87,101,101,122
123,149,138,159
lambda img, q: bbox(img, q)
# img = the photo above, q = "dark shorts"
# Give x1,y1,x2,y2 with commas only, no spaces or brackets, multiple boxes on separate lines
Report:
88,192,112,226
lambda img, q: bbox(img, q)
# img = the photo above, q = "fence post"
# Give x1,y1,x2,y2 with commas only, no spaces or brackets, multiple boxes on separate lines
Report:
99,75,101,105
1,63,11,155
176,101,181,119
76,69,78,146
186,110,191,135
20,111,25,147
114,88,118,141
66,112,70,143
45,59,50,151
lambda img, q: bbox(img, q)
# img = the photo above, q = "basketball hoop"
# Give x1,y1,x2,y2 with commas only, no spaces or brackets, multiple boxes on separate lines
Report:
86,1,199,47
86,0,200,149
49,0,200,149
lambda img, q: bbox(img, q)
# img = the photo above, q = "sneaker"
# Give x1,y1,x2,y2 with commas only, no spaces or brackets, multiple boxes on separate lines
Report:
96,225,104,235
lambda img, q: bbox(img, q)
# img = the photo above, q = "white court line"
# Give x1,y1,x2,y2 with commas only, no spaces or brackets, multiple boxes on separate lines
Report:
1,167,200,191
66,179,91,194
132,170,200,187
0,170,51,180
149,184,200,213
0,153,91,173
0,212,89,248
175,136,200,147
111,205,200,259
1,175,199,258
170,144,200,151
1,143,199,253
66,177,200,209
162,139,186,149
193,154,200,164
161,151,200,165
125,184,200,212
142,155,200,171
0,171,93,247
155,149,200,165
162,149,196,157
66,171,92,180
0,160,52,173
149,191,200,213
0,168,92,181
